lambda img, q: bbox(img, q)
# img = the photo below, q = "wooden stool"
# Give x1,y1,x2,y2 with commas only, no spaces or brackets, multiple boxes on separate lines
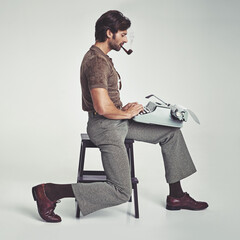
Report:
75,133,139,218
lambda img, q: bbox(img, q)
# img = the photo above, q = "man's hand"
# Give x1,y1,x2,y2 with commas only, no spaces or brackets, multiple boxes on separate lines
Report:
122,102,143,118
122,102,138,111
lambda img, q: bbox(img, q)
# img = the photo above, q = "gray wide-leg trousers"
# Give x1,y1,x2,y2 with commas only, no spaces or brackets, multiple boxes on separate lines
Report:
72,114,196,216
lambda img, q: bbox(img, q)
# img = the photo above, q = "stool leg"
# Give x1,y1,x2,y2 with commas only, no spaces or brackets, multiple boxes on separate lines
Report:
129,143,135,179
76,201,80,218
76,141,86,219
133,183,139,218
126,145,132,203
78,142,86,180
126,142,139,218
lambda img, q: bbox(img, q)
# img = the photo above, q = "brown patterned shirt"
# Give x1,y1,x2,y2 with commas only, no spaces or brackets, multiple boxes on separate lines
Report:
80,45,122,111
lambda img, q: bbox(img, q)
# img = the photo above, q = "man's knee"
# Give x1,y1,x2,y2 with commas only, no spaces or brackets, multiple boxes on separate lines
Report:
160,127,182,145
173,128,182,136
173,128,184,140
118,185,132,203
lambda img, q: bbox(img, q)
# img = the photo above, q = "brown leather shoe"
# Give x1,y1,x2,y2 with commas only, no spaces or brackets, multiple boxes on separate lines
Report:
166,192,208,211
32,184,62,222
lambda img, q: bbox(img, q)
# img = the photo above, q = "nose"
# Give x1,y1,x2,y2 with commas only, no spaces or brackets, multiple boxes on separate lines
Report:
124,36,128,43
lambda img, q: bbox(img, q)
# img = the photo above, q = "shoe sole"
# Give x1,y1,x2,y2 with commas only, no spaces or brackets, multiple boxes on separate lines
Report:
32,187,37,201
166,205,181,210
166,205,208,211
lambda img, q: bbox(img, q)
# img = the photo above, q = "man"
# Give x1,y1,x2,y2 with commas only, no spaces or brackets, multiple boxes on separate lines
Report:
32,10,208,223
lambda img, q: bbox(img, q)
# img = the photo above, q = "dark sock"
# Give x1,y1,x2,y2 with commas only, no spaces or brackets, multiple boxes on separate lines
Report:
45,183,75,201
169,181,184,198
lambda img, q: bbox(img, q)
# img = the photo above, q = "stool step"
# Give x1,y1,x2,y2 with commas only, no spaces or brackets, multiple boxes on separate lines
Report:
78,175,139,184
79,174,106,182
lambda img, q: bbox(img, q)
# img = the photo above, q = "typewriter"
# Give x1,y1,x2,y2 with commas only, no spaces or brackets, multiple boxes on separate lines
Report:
133,94,200,128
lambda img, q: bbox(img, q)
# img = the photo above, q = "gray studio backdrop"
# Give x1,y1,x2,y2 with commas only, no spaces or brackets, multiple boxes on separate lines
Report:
0,0,240,239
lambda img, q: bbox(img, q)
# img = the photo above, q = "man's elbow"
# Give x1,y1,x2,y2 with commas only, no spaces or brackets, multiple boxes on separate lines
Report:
97,108,106,115
94,105,107,115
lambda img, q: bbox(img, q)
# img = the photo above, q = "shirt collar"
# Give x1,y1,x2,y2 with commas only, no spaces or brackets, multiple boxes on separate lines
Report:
90,45,112,62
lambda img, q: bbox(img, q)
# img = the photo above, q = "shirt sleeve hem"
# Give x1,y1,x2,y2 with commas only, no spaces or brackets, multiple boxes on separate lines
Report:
89,85,108,90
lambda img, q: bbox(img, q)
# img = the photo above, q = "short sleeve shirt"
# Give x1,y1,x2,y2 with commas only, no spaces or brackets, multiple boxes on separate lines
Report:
80,45,122,111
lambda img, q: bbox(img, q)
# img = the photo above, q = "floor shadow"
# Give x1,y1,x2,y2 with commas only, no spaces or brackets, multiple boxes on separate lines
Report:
13,204,42,221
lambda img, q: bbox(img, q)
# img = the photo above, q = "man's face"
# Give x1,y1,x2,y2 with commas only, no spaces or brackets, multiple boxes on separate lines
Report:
108,30,128,51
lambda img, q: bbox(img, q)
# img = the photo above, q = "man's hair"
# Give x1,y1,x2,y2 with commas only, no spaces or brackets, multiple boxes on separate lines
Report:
95,10,131,42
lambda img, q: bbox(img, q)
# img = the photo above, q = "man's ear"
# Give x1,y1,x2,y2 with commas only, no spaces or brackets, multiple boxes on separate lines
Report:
106,29,113,39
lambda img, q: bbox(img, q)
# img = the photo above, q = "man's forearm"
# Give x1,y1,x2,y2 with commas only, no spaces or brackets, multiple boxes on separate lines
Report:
100,105,131,119
103,102,141,119
91,88,143,119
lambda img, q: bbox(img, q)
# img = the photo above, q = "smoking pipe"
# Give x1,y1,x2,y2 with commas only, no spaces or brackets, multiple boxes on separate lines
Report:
121,46,133,55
